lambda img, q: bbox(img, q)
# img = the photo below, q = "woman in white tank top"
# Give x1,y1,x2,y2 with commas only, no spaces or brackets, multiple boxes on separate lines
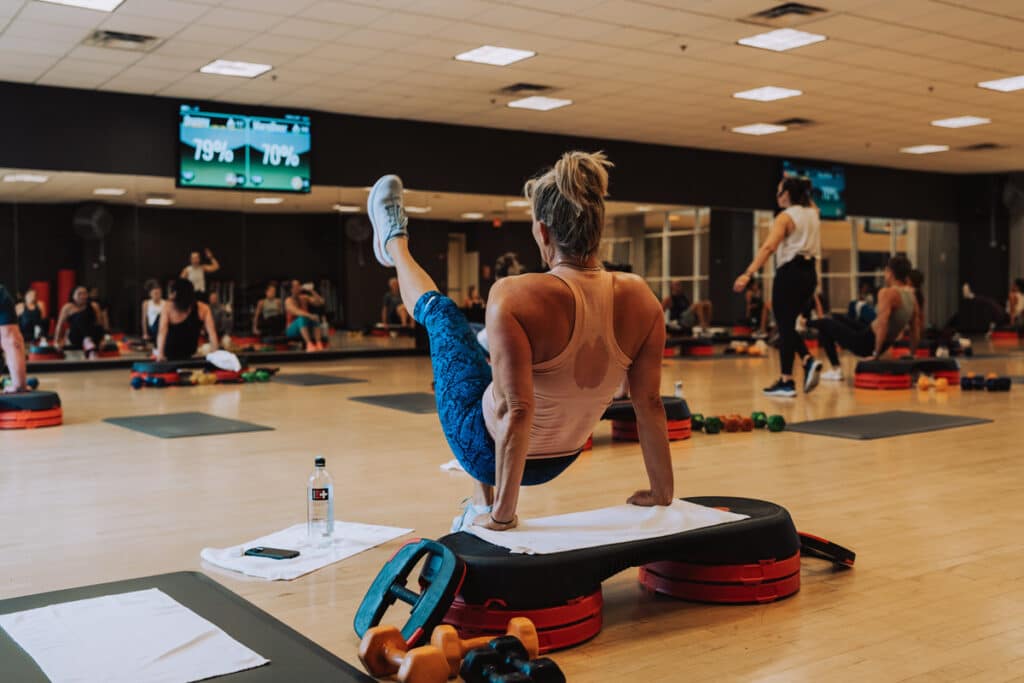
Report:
365,152,675,533
734,176,824,397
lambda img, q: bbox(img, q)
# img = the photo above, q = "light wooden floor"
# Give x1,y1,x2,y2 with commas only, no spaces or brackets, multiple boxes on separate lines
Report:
2,344,1023,682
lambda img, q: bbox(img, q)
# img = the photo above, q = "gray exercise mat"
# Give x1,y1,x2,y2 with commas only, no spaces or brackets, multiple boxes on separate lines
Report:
788,410,992,440
104,412,273,438
0,571,374,682
350,392,437,414
272,373,366,387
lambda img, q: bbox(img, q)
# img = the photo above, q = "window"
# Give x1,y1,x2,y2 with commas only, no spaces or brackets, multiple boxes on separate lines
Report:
643,208,710,301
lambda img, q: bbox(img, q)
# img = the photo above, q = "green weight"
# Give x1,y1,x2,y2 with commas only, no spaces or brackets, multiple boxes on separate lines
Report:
241,372,255,382
691,413,705,431
255,370,270,382
767,415,786,432
751,411,768,429
704,416,723,434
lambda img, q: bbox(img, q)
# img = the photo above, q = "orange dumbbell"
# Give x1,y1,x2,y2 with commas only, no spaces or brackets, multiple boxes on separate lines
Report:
431,618,540,678
359,625,451,683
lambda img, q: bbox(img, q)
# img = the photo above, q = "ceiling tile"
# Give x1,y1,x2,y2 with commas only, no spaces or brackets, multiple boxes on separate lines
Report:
99,13,187,38
268,17,348,41
175,24,257,47
197,7,283,33
65,44,146,65
219,0,319,14
17,2,107,28
298,2,390,26
118,0,210,23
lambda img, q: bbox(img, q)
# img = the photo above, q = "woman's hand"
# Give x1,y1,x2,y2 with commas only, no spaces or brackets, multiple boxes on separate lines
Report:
627,490,673,507
733,273,751,293
473,512,518,531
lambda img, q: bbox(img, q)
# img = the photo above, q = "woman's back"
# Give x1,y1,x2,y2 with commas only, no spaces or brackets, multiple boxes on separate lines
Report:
778,205,821,266
482,266,652,457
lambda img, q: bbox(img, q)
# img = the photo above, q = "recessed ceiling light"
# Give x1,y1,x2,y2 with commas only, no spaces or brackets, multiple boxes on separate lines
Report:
900,145,949,155
508,96,573,112
253,197,283,204
635,205,653,212
93,187,126,196
731,123,787,136
977,75,1024,92
200,59,272,78
145,197,175,206
455,45,536,67
506,199,531,207
738,29,826,52
405,205,431,214
38,0,124,10
733,86,803,102
931,116,991,128
332,204,360,213
3,173,48,183
461,212,485,220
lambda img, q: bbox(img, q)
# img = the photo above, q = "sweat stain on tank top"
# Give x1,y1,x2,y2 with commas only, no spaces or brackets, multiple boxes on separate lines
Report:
574,337,610,389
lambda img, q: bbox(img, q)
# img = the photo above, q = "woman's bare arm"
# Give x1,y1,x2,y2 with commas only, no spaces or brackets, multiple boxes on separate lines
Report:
734,213,792,292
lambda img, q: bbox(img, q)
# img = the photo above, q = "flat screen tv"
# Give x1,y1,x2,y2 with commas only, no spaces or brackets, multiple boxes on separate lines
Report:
782,160,845,219
178,104,311,193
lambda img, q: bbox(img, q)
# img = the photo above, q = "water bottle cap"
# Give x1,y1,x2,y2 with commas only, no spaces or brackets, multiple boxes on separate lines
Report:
315,457,325,467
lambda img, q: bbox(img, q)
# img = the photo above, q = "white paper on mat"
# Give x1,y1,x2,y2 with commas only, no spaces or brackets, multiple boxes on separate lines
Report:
200,521,412,580
467,500,748,554
0,588,268,683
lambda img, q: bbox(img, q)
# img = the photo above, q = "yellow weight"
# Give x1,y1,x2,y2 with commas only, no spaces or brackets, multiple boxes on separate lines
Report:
917,375,932,390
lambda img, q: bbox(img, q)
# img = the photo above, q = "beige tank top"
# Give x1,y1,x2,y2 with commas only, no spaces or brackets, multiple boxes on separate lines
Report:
482,266,633,459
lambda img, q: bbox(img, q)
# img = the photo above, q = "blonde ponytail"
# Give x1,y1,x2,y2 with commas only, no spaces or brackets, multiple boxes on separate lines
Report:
525,151,613,258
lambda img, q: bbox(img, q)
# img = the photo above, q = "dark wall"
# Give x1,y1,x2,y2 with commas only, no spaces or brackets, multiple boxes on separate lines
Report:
958,175,1011,302
0,81,976,221
709,209,756,324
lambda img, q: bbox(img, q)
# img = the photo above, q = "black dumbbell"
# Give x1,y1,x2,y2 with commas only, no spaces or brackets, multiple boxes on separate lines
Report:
461,636,565,683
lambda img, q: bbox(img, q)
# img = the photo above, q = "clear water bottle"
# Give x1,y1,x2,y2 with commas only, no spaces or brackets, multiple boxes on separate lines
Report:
307,457,334,547
674,380,685,399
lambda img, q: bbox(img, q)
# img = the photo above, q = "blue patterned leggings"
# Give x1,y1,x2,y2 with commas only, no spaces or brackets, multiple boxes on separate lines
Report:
413,291,577,487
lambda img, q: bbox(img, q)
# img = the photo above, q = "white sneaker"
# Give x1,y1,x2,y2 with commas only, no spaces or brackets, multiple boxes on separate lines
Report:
367,174,408,267
451,499,491,533
822,368,844,381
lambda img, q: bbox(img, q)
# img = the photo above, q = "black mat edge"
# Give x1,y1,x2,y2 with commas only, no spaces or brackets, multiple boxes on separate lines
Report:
787,410,993,441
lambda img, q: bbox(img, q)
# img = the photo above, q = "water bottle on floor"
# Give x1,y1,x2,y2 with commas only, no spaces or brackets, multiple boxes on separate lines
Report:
307,457,334,548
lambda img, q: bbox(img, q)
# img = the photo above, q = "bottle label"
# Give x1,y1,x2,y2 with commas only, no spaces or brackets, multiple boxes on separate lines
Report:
310,488,330,501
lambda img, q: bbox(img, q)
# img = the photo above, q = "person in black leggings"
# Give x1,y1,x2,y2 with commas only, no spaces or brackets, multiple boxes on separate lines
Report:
155,278,219,361
54,286,105,358
733,176,823,397
811,255,921,380
1,284,30,392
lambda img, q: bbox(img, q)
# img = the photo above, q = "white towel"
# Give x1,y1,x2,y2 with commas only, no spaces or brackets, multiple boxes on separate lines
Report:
440,458,465,472
0,588,268,683
205,350,241,372
467,500,748,555
200,521,412,581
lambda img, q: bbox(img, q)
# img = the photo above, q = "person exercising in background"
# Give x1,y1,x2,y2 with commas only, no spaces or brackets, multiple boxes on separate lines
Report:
16,288,47,343
252,282,285,337
141,279,163,342
662,281,712,332
734,176,823,397
207,291,232,338
367,151,674,532
180,248,219,301
1007,278,1024,329
286,280,325,351
54,286,104,358
463,285,485,310
155,279,219,362
810,255,920,382
1,284,30,393
381,277,413,328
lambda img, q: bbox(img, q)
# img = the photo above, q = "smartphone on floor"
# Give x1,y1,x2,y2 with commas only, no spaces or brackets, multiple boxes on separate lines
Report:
243,546,300,560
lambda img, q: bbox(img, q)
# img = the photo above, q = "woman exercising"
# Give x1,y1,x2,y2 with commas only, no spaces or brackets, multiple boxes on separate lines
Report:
252,282,285,337
734,176,823,397
155,279,219,361
1,284,29,392
1008,278,1024,328
54,286,105,358
141,279,163,342
16,288,47,343
368,152,673,532
811,255,921,381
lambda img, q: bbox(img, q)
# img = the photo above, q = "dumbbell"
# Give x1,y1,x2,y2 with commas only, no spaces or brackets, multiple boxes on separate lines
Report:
766,414,786,432
358,625,450,683
460,636,565,683
690,413,705,431
751,411,768,429
431,618,539,678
